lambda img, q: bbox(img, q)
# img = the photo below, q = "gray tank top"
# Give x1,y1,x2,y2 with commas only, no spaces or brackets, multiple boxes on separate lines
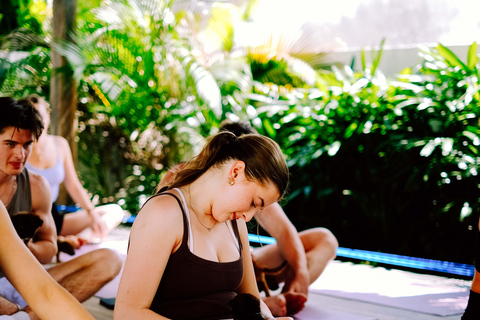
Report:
6,169,32,217
1,169,32,278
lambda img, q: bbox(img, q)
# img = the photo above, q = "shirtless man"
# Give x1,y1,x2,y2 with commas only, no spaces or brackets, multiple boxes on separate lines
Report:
0,97,122,320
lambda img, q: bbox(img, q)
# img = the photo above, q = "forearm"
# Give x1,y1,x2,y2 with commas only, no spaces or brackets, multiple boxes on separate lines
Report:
276,226,308,273
64,181,94,211
32,284,94,320
73,189,94,211
114,307,172,320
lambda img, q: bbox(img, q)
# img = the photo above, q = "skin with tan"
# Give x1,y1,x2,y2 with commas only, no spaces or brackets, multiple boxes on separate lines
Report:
0,200,95,320
114,160,292,320
160,161,339,317
0,127,57,264
0,126,122,320
27,99,110,240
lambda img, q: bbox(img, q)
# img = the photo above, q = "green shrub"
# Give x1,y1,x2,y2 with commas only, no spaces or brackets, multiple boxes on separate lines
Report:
247,43,479,263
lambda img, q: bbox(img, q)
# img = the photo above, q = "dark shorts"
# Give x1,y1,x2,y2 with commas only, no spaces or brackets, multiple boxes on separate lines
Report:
51,203,65,235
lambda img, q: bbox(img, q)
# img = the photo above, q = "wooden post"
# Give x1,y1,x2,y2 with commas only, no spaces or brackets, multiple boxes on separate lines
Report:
50,0,77,205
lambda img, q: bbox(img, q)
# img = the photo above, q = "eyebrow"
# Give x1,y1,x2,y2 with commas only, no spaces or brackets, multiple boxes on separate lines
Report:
3,139,33,145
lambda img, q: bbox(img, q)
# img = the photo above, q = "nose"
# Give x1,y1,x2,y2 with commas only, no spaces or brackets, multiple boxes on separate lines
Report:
13,145,25,160
240,209,257,222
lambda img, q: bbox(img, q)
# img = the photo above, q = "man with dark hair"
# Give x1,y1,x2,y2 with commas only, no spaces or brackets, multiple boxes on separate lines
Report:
0,97,122,320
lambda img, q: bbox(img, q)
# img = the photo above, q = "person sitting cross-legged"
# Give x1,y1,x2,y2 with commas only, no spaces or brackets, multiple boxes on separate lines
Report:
160,119,339,317
0,97,122,320
24,94,124,247
115,131,293,320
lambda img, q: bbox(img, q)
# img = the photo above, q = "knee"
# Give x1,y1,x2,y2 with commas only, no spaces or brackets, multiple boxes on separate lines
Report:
301,227,339,258
102,204,125,221
91,248,123,280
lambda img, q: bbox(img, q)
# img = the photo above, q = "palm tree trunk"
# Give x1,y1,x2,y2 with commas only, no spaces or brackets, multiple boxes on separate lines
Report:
50,0,77,205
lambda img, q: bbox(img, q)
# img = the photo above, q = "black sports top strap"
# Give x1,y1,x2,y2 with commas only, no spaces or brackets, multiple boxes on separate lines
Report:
142,189,242,254
128,191,189,252
146,191,189,244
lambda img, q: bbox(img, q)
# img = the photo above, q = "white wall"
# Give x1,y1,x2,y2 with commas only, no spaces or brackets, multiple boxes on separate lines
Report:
323,44,471,76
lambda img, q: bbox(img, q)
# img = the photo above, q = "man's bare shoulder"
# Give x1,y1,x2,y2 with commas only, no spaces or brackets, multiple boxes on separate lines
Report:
27,170,50,193
27,170,52,211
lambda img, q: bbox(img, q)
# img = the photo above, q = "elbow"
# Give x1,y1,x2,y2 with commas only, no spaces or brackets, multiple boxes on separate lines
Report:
114,305,141,320
38,248,57,264
34,242,58,264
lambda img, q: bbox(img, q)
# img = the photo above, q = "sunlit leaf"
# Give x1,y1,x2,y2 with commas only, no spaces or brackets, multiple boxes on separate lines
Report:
344,122,358,139
467,42,478,70
437,43,468,69
420,140,437,157
262,118,276,138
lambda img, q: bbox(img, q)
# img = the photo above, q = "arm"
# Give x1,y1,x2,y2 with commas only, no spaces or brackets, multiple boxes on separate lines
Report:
28,172,57,264
0,201,94,320
114,196,183,320
255,203,310,296
236,220,279,319
56,136,106,235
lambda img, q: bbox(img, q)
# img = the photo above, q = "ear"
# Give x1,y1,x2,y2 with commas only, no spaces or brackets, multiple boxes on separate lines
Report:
229,160,245,180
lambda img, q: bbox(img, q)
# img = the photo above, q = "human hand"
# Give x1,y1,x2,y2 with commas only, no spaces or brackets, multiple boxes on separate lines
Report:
284,267,310,297
88,207,108,239
58,235,88,249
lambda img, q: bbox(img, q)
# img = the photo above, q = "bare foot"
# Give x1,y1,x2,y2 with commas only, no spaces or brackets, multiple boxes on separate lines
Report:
262,294,287,317
284,292,308,315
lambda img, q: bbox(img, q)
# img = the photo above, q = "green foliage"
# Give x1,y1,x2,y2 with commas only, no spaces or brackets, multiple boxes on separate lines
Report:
58,0,225,208
246,42,480,263
0,0,46,37
0,47,51,98
2,0,479,263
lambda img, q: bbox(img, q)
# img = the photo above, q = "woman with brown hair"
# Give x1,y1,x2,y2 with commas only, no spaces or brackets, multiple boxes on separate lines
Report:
114,131,292,320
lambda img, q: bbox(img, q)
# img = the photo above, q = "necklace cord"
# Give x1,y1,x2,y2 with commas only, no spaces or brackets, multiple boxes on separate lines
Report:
187,186,216,232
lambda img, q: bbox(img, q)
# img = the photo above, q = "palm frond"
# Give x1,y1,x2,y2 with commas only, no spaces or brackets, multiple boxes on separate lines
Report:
1,28,48,51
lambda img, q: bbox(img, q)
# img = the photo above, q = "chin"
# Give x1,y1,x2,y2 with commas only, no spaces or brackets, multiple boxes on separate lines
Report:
9,167,23,175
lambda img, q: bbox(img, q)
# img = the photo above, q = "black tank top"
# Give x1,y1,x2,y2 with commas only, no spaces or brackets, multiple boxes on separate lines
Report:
146,191,244,320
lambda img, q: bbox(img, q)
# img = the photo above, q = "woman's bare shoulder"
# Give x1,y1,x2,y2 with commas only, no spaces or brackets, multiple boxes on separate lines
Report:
51,135,71,156
131,193,185,234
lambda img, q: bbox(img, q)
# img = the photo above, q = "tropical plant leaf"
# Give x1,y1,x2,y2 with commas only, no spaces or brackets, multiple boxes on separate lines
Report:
467,42,478,69
437,43,468,70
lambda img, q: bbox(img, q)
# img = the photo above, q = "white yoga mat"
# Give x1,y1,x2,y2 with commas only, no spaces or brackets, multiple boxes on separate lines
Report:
309,261,471,316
